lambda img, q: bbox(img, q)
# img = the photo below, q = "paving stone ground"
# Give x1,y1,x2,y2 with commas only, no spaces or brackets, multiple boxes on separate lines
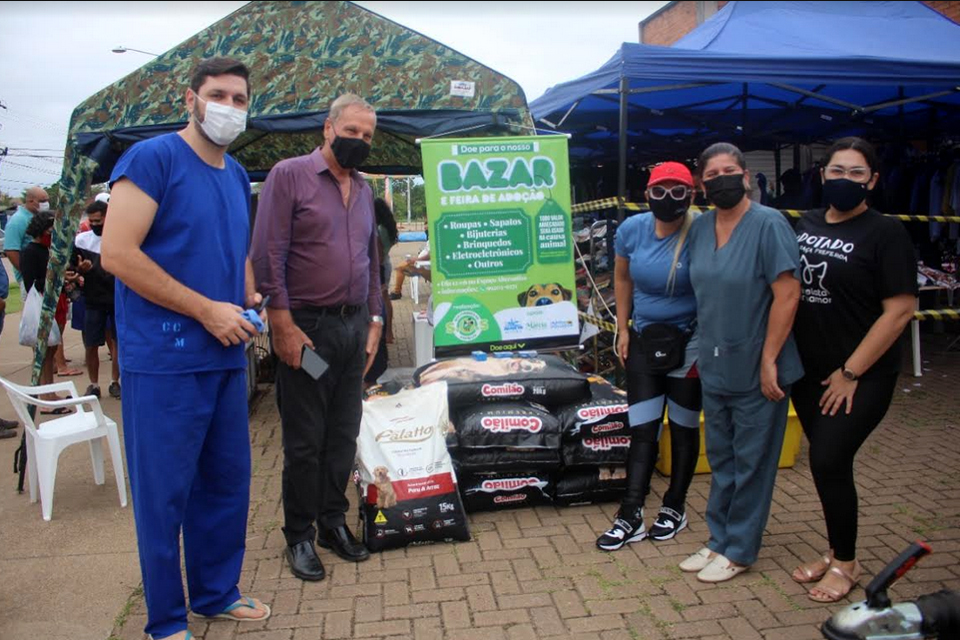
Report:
72,242,960,639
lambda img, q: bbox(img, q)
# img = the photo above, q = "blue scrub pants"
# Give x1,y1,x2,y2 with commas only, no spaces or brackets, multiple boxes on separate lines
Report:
701,386,790,566
122,369,250,639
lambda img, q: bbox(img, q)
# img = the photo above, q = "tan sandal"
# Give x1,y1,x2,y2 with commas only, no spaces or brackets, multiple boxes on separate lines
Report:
808,562,861,603
792,554,832,584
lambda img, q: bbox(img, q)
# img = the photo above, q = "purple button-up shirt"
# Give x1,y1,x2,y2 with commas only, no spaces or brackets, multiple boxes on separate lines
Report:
251,149,380,313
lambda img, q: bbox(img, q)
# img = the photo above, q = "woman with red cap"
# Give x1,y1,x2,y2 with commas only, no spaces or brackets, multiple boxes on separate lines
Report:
596,161,702,551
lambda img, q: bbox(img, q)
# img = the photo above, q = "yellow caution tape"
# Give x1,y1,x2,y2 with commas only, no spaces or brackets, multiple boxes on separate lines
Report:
570,199,960,223
914,308,960,321
579,309,957,335
578,311,618,334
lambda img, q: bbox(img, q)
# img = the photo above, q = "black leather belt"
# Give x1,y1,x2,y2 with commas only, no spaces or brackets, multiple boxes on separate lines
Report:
312,304,362,317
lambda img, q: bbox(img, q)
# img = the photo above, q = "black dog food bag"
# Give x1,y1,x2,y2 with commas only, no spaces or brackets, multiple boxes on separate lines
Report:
414,354,589,410
558,377,630,441
562,434,632,468
456,401,561,450
454,401,562,472
358,382,471,552
459,471,554,513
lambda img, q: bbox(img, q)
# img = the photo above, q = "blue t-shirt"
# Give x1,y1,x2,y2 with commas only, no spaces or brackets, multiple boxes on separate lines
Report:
688,202,804,394
2,206,34,284
110,133,251,374
614,212,696,331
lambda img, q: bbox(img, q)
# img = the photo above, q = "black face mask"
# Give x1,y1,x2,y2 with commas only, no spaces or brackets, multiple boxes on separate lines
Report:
703,174,747,210
822,178,868,212
649,196,690,223
330,136,370,169
91,225,104,237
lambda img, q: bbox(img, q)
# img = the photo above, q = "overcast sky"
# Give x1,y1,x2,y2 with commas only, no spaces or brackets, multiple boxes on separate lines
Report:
0,1,668,194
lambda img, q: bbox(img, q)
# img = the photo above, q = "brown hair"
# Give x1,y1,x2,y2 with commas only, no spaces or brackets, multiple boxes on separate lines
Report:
190,57,250,98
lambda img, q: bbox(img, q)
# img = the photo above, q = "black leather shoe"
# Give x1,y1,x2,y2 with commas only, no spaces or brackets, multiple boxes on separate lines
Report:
0,417,18,430
318,524,370,562
285,540,326,581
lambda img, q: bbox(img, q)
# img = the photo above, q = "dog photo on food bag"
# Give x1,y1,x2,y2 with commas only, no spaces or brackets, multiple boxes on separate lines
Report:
373,466,398,508
518,283,573,307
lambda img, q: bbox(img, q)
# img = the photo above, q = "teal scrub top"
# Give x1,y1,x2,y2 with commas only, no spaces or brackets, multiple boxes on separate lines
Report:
688,201,804,394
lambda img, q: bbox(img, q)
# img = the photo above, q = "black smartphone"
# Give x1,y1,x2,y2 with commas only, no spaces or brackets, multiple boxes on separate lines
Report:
300,344,329,380
255,294,271,312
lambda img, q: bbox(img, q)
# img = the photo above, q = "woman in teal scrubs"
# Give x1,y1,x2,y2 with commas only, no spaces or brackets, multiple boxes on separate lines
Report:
680,143,804,584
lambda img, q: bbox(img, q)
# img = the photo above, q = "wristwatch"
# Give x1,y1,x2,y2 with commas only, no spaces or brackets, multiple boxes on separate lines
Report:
369,315,384,325
841,366,858,381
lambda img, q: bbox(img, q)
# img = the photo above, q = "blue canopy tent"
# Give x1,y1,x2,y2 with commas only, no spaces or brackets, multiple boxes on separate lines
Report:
530,1,960,216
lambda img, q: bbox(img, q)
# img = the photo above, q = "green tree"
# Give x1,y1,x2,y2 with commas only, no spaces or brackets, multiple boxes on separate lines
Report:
391,180,427,221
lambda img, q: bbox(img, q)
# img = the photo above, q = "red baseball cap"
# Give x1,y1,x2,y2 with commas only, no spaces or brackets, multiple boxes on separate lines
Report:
648,162,694,188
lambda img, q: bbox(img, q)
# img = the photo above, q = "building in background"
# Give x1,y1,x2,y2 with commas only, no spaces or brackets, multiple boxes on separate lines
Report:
640,1,959,46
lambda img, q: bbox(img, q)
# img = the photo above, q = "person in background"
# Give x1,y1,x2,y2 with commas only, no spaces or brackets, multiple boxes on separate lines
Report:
774,168,806,211
72,200,120,399
790,137,916,602
18,211,71,411
596,161,702,551
374,197,398,344
3,186,48,302
0,259,18,437
682,142,804,583
389,238,430,301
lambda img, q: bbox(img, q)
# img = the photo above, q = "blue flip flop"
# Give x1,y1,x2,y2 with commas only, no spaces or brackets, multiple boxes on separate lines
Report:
201,596,271,622
149,632,192,640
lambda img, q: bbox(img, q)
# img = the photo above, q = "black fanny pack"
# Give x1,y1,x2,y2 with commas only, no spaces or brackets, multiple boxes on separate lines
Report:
632,322,694,374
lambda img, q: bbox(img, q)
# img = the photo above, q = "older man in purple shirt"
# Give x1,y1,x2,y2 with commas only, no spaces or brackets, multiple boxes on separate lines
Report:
251,94,382,581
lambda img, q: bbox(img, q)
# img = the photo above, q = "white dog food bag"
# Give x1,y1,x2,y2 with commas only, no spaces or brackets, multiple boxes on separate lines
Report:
358,382,471,552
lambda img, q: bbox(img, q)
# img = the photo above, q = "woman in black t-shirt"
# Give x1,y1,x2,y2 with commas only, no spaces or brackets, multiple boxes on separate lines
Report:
791,138,917,603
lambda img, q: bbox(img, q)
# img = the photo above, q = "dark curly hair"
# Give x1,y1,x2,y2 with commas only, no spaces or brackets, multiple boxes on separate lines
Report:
25,211,55,238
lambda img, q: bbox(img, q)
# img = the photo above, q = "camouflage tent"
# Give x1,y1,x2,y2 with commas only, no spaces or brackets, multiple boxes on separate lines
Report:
69,0,532,182
31,1,531,389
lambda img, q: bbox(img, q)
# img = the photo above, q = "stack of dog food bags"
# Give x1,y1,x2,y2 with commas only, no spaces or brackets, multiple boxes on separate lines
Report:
554,377,631,505
415,354,590,512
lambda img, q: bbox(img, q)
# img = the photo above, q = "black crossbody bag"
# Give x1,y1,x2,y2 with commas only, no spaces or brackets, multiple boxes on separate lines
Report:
633,321,695,374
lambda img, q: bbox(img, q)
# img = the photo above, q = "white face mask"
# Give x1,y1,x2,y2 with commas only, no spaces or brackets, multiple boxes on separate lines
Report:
194,94,247,147
38,202,50,213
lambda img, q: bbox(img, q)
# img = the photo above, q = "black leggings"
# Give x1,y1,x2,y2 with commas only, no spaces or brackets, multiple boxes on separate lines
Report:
622,369,702,513
792,373,898,561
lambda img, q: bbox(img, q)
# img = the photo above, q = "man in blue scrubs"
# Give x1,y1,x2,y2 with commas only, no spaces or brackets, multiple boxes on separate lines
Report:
102,57,270,640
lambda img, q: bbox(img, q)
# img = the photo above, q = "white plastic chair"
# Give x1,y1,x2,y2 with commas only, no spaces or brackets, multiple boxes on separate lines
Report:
0,377,127,521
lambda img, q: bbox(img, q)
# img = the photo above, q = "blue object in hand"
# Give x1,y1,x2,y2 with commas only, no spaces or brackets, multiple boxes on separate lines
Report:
241,308,264,334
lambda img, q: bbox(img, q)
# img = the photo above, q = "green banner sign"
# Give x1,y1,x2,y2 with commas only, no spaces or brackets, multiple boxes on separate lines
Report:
421,135,578,356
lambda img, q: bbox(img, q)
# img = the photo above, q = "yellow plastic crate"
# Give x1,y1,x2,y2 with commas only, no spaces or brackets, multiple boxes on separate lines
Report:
656,402,802,475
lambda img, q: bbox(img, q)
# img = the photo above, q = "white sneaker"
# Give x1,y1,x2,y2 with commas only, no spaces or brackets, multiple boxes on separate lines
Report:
696,554,749,583
679,547,715,572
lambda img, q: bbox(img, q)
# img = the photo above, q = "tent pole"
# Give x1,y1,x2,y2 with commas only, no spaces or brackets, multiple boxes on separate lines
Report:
897,86,905,143
617,76,628,224
774,145,782,197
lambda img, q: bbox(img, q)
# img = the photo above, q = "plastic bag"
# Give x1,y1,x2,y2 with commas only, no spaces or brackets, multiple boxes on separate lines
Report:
18,286,61,347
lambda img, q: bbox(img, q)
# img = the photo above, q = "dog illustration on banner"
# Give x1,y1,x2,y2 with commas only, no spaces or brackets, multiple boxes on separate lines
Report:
518,283,573,307
373,466,398,508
